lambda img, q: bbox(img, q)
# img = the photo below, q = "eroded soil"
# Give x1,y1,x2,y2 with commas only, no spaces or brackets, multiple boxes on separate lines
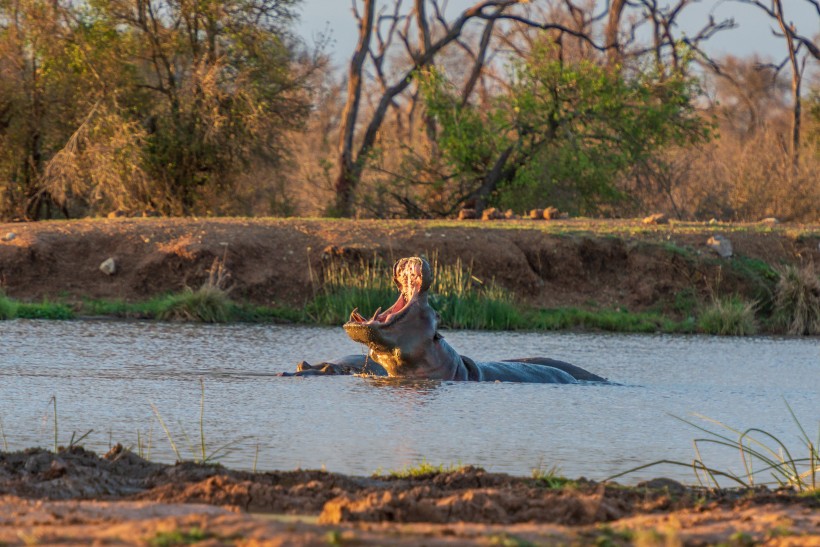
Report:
1,217,819,314
0,446,817,545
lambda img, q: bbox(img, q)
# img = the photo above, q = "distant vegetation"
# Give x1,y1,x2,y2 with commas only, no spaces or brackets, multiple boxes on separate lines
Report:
2,256,819,336
0,1,817,221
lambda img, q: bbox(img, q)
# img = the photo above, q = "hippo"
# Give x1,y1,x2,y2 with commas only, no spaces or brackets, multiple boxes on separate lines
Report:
283,257,607,383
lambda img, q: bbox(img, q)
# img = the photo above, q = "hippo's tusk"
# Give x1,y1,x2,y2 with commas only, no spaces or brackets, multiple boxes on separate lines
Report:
369,307,382,322
350,308,366,323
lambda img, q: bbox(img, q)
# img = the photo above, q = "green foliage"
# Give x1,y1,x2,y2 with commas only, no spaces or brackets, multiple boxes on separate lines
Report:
156,287,236,323
772,264,820,335
531,465,575,489
0,292,18,319
420,44,712,215
0,0,307,219
382,458,466,478
697,296,758,336
148,527,210,547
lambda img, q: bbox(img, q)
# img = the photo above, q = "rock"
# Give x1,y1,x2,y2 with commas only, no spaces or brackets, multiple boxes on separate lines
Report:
99,257,117,275
706,235,733,258
759,217,779,225
529,209,544,220
642,213,668,225
481,207,504,221
107,210,128,218
1,232,16,242
141,209,161,218
503,209,518,220
543,207,560,220
457,208,477,220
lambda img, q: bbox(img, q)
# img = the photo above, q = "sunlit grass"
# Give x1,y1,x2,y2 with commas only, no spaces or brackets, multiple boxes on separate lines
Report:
773,264,820,335
378,458,468,478
607,401,819,493
697,295,758,336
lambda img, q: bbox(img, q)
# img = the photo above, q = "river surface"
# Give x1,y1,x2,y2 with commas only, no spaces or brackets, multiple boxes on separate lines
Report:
1,320,817,485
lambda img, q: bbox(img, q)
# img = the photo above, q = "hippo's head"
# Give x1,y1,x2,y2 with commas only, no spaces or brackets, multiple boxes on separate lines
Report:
343,257,439,372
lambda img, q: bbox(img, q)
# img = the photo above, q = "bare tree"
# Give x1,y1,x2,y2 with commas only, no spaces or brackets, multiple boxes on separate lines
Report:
735,0,820,170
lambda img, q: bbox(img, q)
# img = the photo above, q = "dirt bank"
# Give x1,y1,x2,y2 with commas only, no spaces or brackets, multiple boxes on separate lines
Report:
1,446,817,545
1,217,819,315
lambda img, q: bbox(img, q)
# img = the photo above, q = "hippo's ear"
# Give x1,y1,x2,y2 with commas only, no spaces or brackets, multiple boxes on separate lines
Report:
392,258,405,289
419,257,433,292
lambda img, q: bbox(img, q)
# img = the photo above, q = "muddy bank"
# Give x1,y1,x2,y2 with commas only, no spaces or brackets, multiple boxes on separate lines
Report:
1,446,817,545
1,217,819,315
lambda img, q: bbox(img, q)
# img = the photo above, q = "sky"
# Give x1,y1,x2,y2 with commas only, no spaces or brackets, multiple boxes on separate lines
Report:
295,0,820,70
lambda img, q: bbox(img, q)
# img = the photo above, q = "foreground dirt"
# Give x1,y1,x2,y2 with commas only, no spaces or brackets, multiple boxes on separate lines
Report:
0,447,817,545
1,217,819,314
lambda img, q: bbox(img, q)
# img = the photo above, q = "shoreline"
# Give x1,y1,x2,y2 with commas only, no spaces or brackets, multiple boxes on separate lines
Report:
0,445,817,545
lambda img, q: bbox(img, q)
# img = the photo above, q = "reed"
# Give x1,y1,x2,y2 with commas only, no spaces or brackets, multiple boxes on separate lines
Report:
607,401,818,493
157,256,236,323
773,264,820,335
151,379,249,464
697,295,758,336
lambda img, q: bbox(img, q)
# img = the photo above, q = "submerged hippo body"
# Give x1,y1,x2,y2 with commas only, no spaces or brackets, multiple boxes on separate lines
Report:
285,257,607,384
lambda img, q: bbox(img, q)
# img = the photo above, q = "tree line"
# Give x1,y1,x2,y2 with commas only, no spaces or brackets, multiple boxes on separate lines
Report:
1,0,818,221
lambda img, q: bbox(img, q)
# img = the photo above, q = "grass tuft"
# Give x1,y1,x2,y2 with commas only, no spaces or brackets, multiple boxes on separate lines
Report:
607,401,819,493
772,264,820,335
157,256,236,323
381,458,467,478
697,295,758,336
531,464,575,489
0,291,18,319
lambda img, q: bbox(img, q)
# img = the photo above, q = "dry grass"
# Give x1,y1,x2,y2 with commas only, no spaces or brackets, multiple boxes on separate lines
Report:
773,264,820,335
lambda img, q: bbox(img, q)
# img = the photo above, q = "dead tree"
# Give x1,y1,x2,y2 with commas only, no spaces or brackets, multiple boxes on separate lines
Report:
735,0,820,171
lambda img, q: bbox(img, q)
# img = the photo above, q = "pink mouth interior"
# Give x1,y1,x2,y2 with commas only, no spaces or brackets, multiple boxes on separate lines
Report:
349,259,424,325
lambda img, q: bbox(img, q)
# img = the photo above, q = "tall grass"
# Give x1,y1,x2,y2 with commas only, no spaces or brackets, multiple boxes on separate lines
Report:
0,291,17,319
151,379,249,463
157,256,236,323
697,295,758,336
607,402,819,493
773,264,820,335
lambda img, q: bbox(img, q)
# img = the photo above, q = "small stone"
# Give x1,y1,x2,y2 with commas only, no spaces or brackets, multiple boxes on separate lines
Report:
481,207,503,221
1,232,16,242
107,209,128,218
503,209,518,220
99,257,117,275
642,213,668,225
529,209,544,220
543,207,560,220
706,235,733,258
457,208,477,220
759,217,779,225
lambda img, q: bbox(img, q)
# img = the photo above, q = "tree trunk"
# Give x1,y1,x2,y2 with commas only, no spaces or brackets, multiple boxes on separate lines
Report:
334,0,376,217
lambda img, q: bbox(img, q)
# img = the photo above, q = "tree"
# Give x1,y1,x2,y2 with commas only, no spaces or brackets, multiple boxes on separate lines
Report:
420,43,712,215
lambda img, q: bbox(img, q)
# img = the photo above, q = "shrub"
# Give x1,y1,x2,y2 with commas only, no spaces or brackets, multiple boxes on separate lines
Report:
773,264,820,335
697,296,758,336
0,291,18,319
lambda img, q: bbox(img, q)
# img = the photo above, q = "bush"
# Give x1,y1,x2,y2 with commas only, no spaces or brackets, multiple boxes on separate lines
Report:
0,292,18,319
698,296,758,336
773,264,820,335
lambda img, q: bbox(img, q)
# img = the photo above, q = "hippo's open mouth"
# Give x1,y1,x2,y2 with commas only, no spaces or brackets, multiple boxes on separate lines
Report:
347,257,428,328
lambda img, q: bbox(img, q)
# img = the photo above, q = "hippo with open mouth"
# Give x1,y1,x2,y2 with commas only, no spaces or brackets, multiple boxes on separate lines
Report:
283,257,607,383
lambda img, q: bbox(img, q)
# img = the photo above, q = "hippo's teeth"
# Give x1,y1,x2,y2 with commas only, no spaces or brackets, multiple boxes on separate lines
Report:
369,307,382,322
350,308,365,323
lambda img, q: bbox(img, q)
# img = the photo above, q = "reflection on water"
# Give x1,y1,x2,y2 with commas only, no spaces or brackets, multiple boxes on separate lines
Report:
0,319,817,484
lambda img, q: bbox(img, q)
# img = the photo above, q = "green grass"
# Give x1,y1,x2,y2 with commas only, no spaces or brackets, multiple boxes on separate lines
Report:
379,458,467,478
0,291,17,319
148,527,210,547
531,465,576,489
697,295,758,336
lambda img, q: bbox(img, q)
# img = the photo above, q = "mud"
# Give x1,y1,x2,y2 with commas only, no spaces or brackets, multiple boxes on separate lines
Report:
1,217,818,315
0,446,817,545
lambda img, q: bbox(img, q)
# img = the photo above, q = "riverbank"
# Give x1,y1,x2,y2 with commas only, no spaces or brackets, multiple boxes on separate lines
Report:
1,446,817,546
1,217,820,333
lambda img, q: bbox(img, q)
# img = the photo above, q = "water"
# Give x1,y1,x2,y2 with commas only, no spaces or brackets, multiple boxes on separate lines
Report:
1,319,817,485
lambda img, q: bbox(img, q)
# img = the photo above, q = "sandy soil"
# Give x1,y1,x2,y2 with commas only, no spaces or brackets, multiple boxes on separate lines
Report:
0,446,817,545
1,217,819,313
